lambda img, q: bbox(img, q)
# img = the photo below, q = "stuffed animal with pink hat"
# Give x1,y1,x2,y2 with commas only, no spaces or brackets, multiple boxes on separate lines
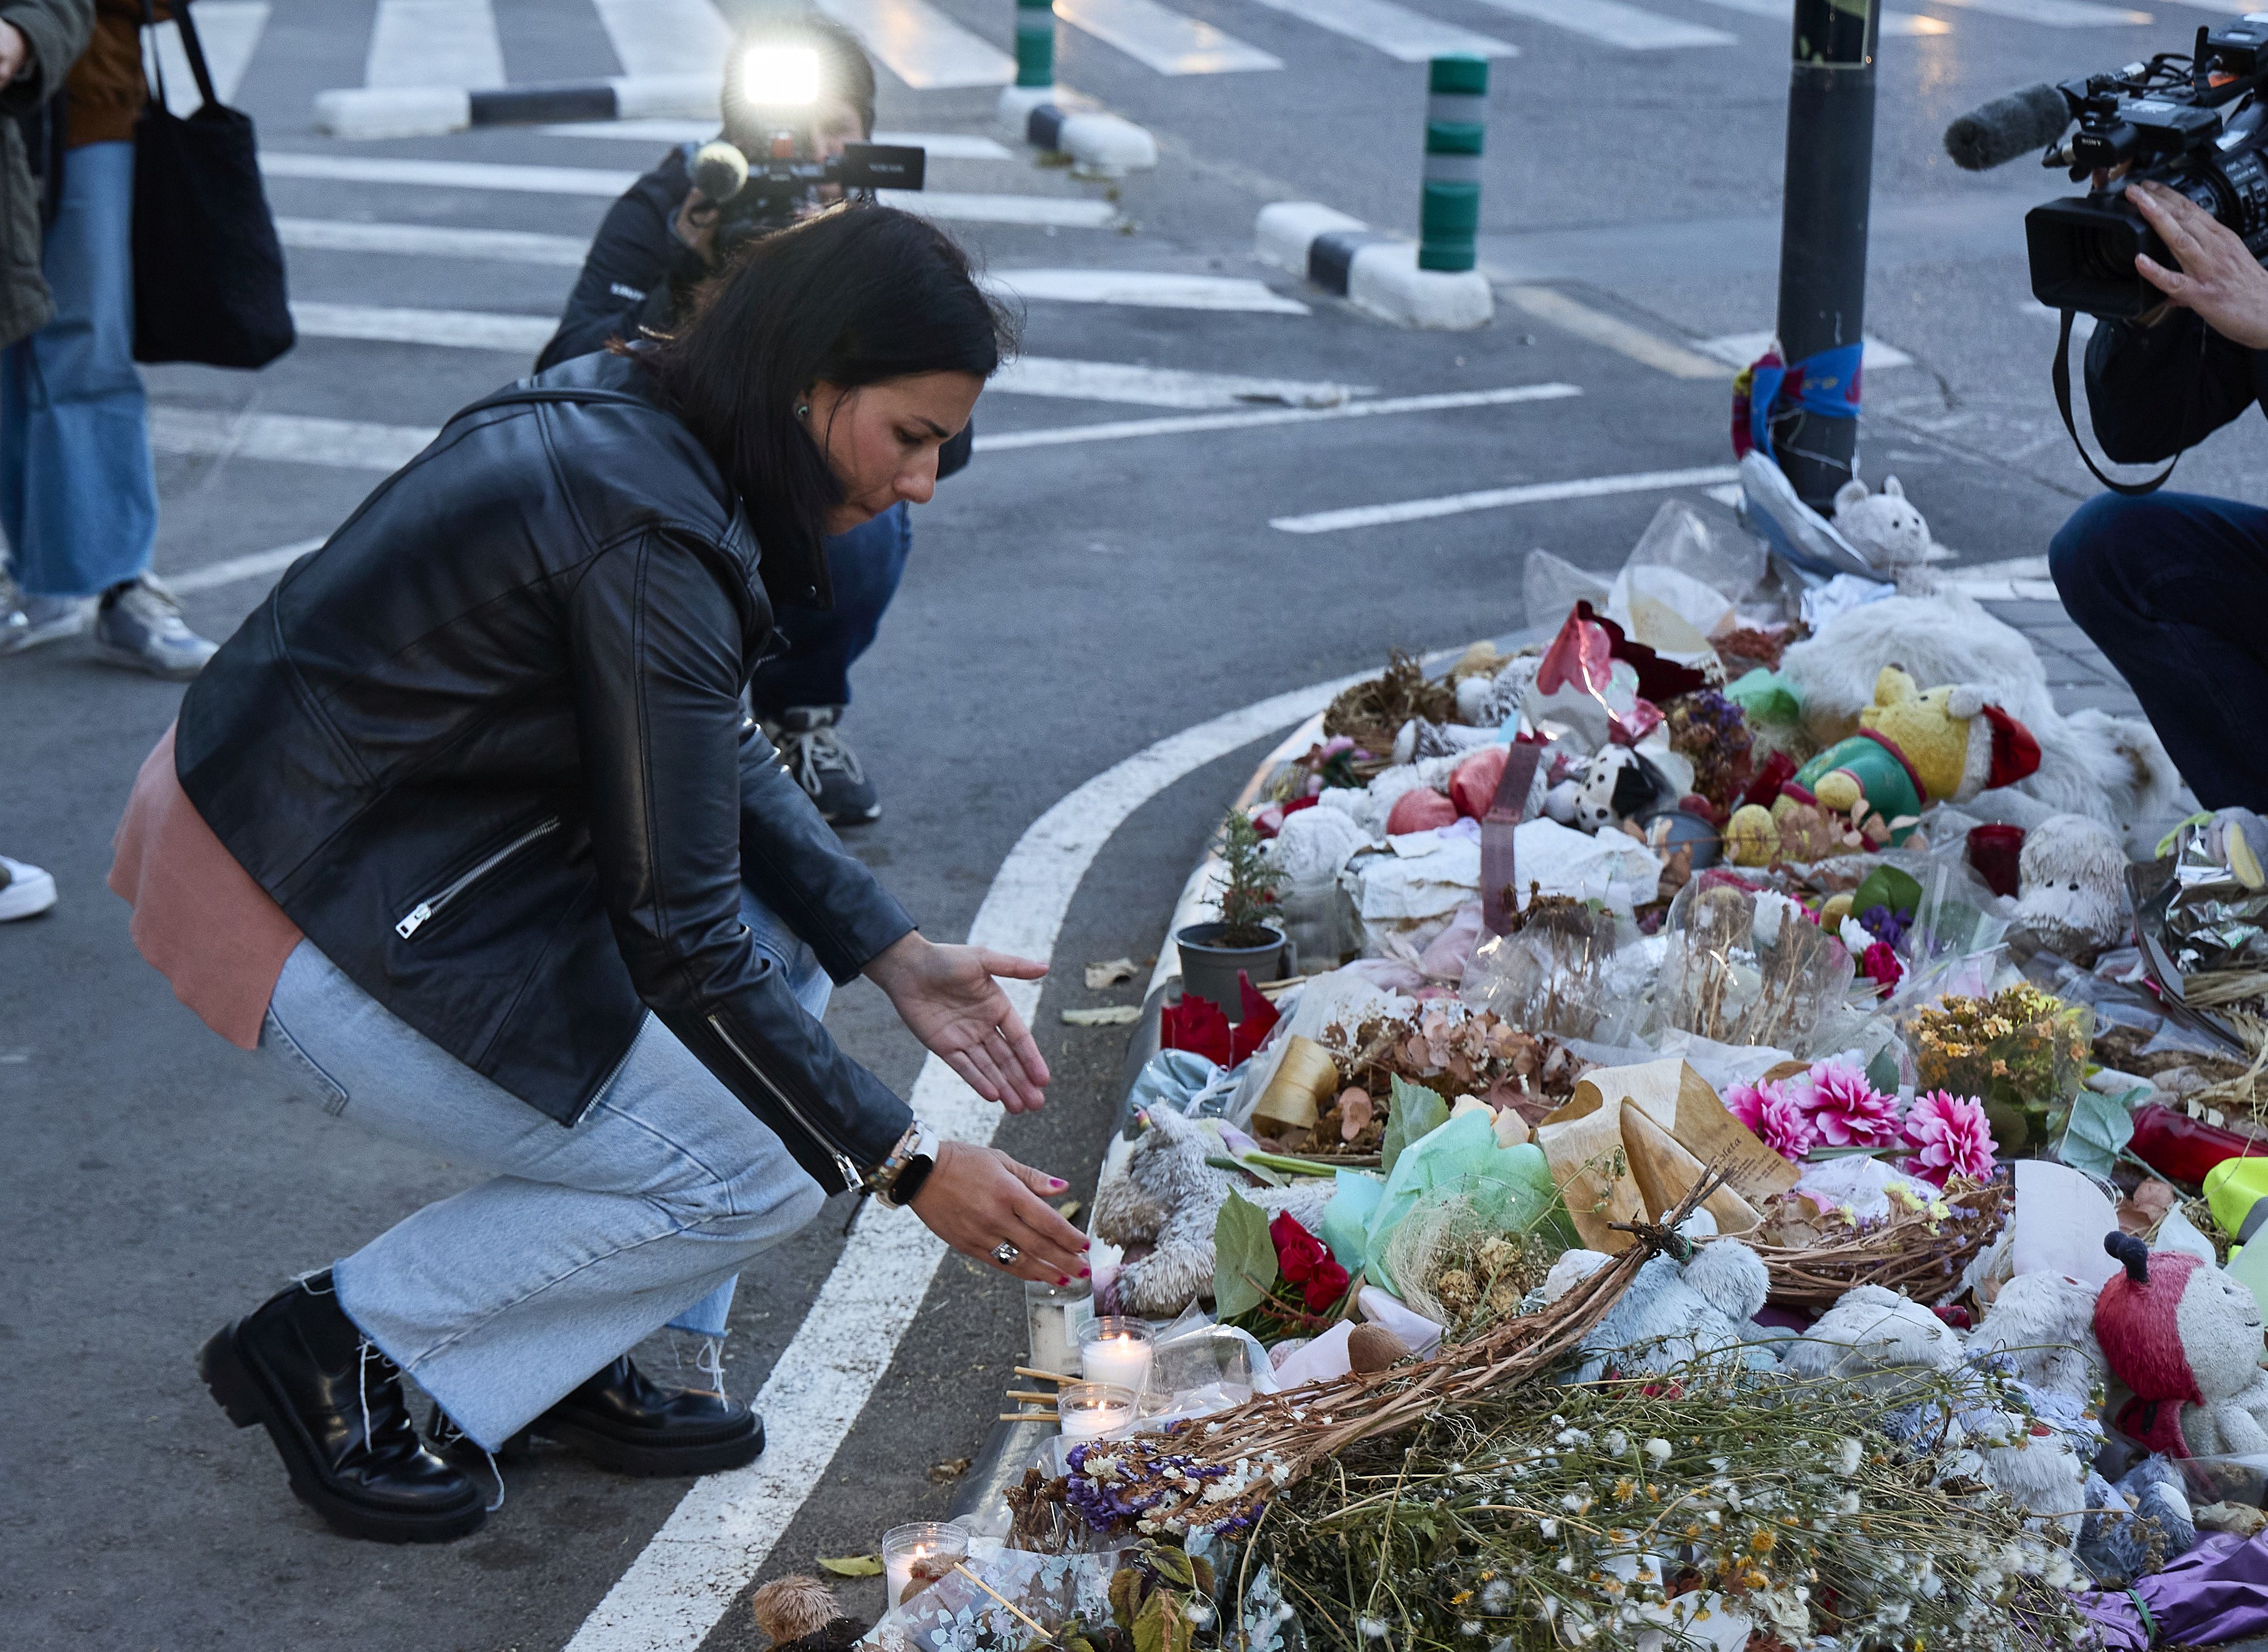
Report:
2096,1232,2268,1457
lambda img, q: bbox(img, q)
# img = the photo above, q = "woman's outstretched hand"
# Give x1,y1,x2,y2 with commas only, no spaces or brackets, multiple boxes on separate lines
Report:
909,1142,1089,1285
864,931,1051,1111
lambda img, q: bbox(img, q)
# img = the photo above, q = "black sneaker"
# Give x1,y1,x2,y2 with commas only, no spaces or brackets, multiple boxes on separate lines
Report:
772,707,881,825
198,1273,486,1543
438,1355,764,1478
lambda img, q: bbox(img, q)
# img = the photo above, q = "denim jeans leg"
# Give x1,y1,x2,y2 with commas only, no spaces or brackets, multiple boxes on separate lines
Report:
261,937,828,1449
2049,490,2268,810
663,883,836,1339
748,502,912,715
0,142,158,598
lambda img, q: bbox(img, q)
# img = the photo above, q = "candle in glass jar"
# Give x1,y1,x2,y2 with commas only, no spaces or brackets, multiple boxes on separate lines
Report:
1025,1278,1093,1376
1056,1381,1135,1442
1078,1316,1154,1395
881,1521,967,1609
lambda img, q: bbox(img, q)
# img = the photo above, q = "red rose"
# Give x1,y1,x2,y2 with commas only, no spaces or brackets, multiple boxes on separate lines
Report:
1302,1260,1351,1313
1270,1212,1328,1285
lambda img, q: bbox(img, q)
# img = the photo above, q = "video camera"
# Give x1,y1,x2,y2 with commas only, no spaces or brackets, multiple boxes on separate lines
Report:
695,135,926,252
1947,20,2268,317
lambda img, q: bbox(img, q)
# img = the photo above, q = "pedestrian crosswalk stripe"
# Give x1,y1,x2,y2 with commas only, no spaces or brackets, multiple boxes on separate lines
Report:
367,0,502,89
538,120,1015,162
1238,0,1517,60
815,0,1017,88
1927,0,2149,22
994,357,1369,407
883,191,1119,226
593,0,732,80
142,1,266,113
277,218,591,265
152,408,434,471
261,152,639,195
1270,462,1741,533
984,268,1308,311
978,383,1581,452
1465,0,1736,48
1683,0,1946,32
291,301,555,352
1696,331,1914,370
169,538,328,596
1055,0,1283,74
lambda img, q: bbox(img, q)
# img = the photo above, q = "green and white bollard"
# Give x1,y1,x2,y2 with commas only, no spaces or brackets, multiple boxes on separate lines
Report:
1015,0,1056,90
1419,54,1486,273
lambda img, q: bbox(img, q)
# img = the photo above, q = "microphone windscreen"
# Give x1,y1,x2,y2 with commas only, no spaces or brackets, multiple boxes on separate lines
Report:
1944,82,2070,171
693,140,750,203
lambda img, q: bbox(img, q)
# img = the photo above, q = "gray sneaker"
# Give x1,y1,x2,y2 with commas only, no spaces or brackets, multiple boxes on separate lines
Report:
91,574,217,680
0,855,57,921
771,707,880,825
0,569,96,656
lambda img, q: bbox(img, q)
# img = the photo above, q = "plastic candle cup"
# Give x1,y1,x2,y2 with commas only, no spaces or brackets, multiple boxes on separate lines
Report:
1078,1317,1154,1396
1024,1278,1093,1376
1056,1381,1136,1442
882,1521,967,1608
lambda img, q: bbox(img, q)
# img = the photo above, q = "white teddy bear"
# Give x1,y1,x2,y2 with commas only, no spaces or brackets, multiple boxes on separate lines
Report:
2015,813,2131,961
1831,475,1939,594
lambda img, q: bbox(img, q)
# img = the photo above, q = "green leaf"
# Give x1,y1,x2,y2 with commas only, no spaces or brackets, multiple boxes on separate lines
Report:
1133,1591,1188,1652
1212,1192,1279,1319
1851,864,1924,920
1382,1076,1450,1176
1149,1547,1197,1590
2060,1085,2146,1180
816,1553,885,1576
1865,1046,1900,1097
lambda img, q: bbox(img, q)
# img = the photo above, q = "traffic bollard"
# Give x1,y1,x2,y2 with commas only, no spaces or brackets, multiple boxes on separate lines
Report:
1771,0,1880,509
1016,0,1056,90
1419,54,1486,273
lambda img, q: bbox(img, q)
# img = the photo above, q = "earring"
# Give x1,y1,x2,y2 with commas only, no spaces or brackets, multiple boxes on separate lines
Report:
796,403,810,421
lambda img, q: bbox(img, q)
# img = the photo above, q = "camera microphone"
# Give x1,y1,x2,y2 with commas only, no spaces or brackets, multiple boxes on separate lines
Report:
692,140,750,203
1944,82,2074,171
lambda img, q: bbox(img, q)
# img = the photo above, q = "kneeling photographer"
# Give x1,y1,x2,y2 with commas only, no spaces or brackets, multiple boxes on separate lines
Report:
539,16,961,826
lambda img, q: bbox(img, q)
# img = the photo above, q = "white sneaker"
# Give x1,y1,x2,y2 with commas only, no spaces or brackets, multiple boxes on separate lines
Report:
0,855,57,921
92,574,218,681
0,569,96,657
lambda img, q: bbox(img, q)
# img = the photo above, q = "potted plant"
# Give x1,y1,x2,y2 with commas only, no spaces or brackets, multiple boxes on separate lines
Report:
1177,809,1286,1019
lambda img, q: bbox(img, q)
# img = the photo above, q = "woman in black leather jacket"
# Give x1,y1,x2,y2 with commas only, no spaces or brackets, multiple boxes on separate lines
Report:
124,206,1086,1543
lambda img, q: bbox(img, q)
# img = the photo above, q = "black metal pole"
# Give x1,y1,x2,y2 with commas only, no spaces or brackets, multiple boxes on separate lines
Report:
1774,0,1880,509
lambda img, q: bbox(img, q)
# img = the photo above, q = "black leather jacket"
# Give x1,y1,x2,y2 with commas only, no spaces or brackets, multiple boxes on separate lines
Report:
176,352,916,1194
2084,309,2268,464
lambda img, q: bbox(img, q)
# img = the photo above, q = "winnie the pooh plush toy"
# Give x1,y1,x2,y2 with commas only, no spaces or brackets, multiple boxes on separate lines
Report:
1787,665,2039,844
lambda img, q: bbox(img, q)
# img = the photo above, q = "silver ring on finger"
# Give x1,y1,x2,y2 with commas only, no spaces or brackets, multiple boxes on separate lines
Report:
992,1241,1021,1267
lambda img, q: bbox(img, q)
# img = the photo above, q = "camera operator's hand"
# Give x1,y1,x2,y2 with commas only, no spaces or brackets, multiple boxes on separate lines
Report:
2131,180,2268,347
672,189,721,267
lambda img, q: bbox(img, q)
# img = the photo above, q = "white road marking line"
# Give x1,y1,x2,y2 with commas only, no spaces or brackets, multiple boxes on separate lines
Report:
539,120,1014,160
1930,0,2148,22
874,130,1018,159
142,1,267,113
1878,11,1952,29
276,218,590,265
815,0,1018,87
993,357,1368,407
976,383,1581,451
168,538,326,595
262,152,638,195
1270,463,1741,533
367,0,502,88
1949,554,2059,600
1237,0,1517,59
151,407,434,471
1464,0,1736,49
1500,287,1727,379
882,191,1119,227
593,0,732,79
985,268,1308,312
1055,0,1283,73
1695,331,1915,370
562,670,1375,1652
1684,0,1944,30
291,301,553,353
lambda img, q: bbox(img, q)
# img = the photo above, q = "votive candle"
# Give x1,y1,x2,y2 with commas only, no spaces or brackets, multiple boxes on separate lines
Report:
881,1520,967,1609
1078,1316,1154,1395
1056,1381,1136,1442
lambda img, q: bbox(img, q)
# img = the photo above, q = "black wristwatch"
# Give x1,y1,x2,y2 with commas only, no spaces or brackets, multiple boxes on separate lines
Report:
876,1121,940,1209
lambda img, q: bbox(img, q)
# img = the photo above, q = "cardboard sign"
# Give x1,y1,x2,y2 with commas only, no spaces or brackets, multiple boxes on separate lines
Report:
1480,741,1545,938
1534,1058,1801,1252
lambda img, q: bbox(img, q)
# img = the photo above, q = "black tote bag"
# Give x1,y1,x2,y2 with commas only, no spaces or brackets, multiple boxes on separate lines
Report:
130,0,294,367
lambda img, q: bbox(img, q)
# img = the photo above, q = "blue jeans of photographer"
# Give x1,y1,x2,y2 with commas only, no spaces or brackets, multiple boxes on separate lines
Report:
2050,489,2268,810
749,502,911,714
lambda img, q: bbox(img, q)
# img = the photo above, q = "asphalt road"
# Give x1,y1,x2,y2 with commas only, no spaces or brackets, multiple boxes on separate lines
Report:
0,0,2236,1643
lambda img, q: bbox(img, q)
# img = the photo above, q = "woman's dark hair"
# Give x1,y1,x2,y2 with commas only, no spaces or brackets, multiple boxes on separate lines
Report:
723,15,879,142
637,205,1015,606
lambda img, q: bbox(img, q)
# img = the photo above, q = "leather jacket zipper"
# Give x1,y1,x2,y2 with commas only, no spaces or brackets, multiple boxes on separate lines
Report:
706,1012,864,1190
395,817,562,940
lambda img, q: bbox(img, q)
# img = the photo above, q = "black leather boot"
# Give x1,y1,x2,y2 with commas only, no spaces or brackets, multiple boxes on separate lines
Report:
444,1355,764,1478
199,1273,486,1543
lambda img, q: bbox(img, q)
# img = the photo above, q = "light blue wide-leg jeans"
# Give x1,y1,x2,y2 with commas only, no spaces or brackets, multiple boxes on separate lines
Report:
256,890,835,1449
0,141,159,597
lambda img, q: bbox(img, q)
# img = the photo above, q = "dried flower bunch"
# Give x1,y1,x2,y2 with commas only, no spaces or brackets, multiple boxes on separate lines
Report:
1316,1005,1586,1150
1911,983,2093,1154
1664,688,1754,811
1322,650,1455,768
1250,1367,2085,1652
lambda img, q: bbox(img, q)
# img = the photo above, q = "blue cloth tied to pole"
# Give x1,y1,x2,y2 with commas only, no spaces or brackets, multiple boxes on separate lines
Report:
1746,340,1864,460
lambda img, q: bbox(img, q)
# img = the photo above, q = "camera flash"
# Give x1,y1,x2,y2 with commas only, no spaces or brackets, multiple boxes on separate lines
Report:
738,44,822,108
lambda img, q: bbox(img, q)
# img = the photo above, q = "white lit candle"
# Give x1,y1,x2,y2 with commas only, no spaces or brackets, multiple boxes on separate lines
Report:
881,1521,967,1609
1057,1381,1136,1442
1078,1316,1154,1395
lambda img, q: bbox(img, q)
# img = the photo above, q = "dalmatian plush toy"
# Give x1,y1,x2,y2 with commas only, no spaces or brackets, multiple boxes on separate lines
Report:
1543,745,1659,834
